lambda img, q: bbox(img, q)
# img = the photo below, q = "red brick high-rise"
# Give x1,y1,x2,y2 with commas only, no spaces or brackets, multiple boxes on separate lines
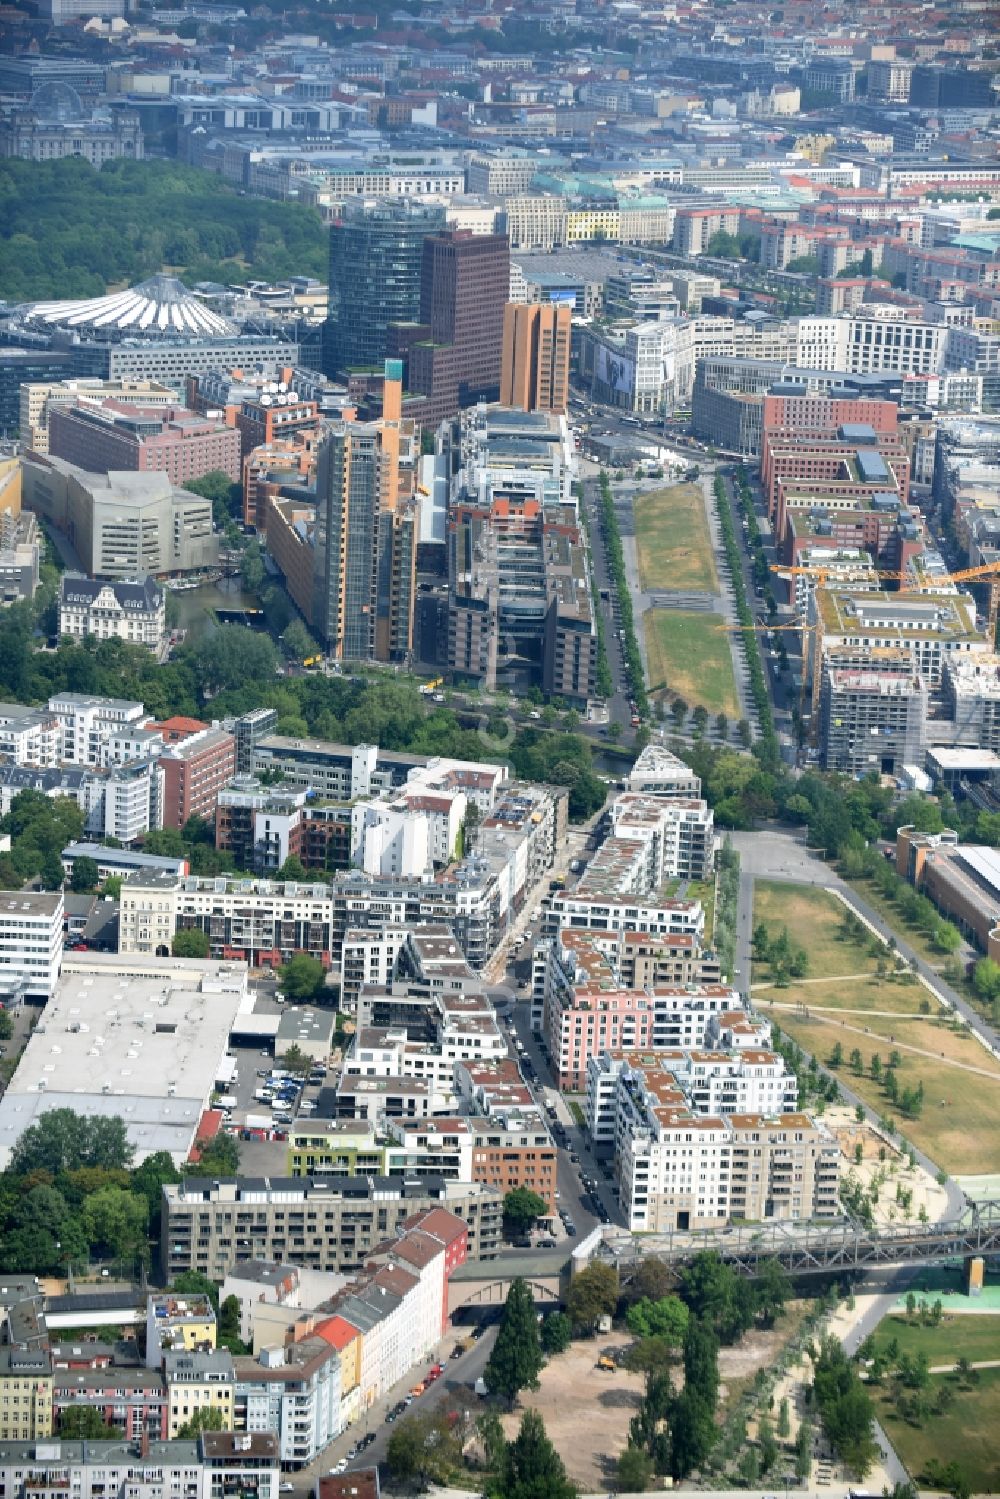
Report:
390,231,510,427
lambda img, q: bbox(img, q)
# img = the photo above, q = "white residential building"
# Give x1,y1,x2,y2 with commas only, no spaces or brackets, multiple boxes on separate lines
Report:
58,574,166,651
47,692,147,768
0,890,63,1003
221,1263,302,1347
236,1341,342,1468
0,1435,279,1499
118,873,335,964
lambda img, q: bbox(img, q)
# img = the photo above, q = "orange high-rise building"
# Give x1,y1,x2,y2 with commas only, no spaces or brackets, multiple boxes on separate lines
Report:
500,303,572,415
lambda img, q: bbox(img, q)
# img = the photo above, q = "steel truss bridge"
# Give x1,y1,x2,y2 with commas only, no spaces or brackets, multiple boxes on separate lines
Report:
613,1202,1000,1279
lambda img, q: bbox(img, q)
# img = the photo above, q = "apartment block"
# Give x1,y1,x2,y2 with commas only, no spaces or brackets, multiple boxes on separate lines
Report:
146,1295,217,1370
0,1349,53,1439
588,1051,837,1231
119,873,334,967
0,1435,279,1499
164,1352,235,1440
47,399,241,487
20,378,178,456
159,728,236,829
51,1367,168,1441
161,1175,501,1280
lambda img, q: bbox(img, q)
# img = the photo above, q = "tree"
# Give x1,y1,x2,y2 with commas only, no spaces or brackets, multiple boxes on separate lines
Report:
277,952,327,1003
679,1252,751,1343
176,1407,225,1439
217,1293,247,1353
503,1187,548,1238
795,1416,812,1480
668,1387,716,1479
829,1041,844,1068
777,1396,790,1438
59,1406,110,1438
624,1295,689,1349
973,956,1000,1003
483,1278,544,1407
81,1186,149,1262
811,1334,878,1476
682,1315,719,1411
623,1257,674,1305
758,1413,778,1473
565,1262,618,1333
280,1044,311,1075
172,928,210,959
934,921,961,955
754,1258,791,1327
9,1110,133,1176
276,855,307,881
616,1445,653,1492
492,1408,577,1499
388,1411,463,1490
170,1271,220,1311
185,1134,240,1178
70,855,99,893
539,1311,572,1355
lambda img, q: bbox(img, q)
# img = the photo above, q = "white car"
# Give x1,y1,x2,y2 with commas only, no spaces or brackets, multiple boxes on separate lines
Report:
528,710,542,720
330,1460,348,1475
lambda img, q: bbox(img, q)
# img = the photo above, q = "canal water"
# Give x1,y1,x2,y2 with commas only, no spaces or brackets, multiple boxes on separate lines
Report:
169,578,262,641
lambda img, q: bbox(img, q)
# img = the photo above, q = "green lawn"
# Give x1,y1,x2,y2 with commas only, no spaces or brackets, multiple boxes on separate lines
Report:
772,1006,1000,1175
873,1366,1000,1493
753,883,1000,1174
633,483,718,594
645,609,740,717
870,1312,1000,1366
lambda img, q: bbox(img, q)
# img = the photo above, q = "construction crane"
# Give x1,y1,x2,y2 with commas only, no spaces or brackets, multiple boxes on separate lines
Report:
770,559,1000,635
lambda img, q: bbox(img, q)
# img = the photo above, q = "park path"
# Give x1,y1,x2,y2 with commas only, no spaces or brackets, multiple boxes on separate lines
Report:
752,971,875,989
927,1358,1000,1374
760,1005,1000,1082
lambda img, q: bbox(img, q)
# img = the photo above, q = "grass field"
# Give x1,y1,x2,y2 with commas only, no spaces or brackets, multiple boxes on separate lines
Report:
634,482,718,594
870,1312,1000,1366
645,609,741,717
752,883,925,1014
873,1366,1000,1493
753,881,1000,1174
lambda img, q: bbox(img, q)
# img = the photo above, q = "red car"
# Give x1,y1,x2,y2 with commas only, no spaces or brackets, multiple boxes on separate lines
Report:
426,1365,443,1382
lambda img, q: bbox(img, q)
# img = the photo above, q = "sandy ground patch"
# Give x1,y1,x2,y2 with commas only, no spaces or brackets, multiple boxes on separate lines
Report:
499,1329,645,1490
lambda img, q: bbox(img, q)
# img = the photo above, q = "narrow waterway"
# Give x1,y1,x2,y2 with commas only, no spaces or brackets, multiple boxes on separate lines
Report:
169,578,262,641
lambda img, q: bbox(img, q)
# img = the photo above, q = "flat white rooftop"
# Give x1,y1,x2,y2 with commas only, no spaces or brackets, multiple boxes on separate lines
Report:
0,953,248,1168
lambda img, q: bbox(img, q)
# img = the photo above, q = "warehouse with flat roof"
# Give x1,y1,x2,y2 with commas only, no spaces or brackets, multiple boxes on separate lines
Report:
0,952,248,1168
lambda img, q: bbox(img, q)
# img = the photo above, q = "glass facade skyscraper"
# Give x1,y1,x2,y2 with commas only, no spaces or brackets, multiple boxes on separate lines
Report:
325,201,446,378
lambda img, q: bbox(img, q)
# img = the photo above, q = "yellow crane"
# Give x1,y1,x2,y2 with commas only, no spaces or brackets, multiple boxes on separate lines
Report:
771,559,1000,634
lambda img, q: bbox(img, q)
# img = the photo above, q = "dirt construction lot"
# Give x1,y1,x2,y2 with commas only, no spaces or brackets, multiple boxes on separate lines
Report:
500,1330,645,1490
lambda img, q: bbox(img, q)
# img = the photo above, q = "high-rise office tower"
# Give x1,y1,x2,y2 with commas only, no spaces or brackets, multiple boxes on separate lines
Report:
500,303,572,414
393,231,510,427
325,202,446,379
312,362,417,662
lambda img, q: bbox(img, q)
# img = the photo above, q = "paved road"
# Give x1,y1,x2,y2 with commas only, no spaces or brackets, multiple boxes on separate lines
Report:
580,473,635,733
290,1325,499,1491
